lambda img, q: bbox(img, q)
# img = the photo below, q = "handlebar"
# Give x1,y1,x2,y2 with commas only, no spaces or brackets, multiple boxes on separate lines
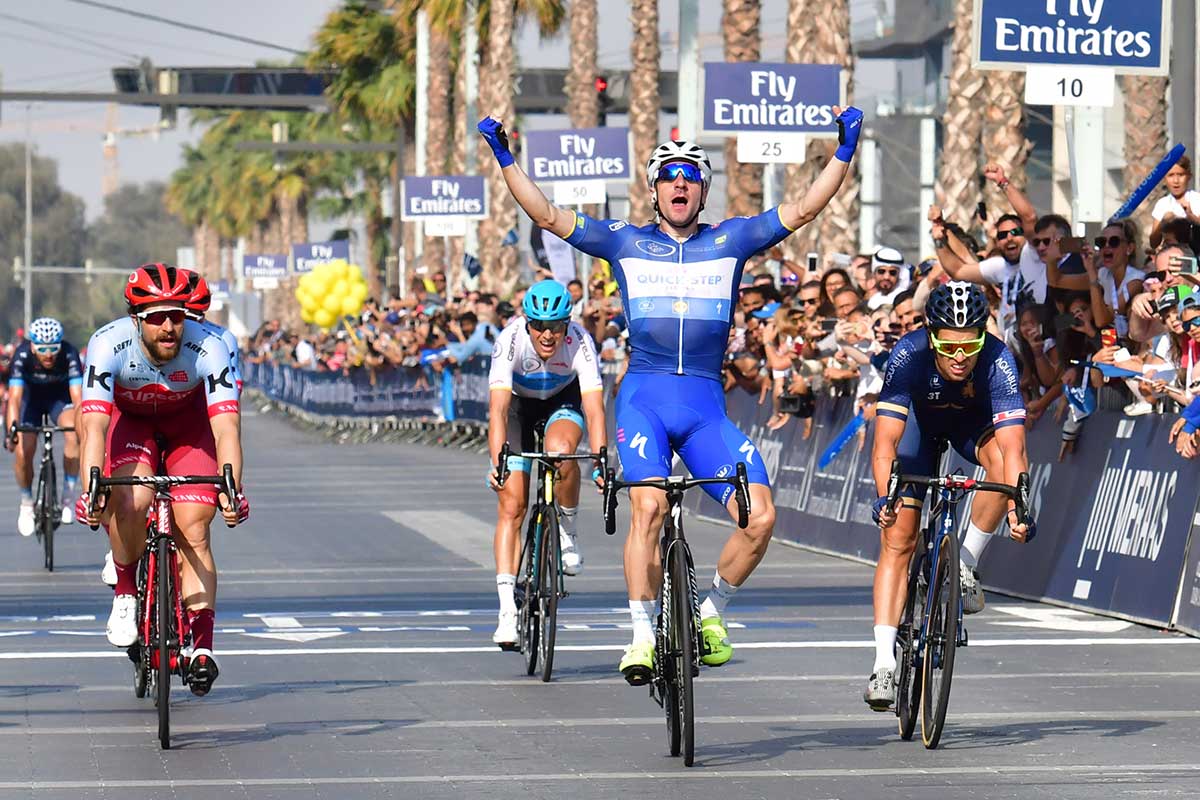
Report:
9,422,74,443
602,462,752,536
493,444,608,488
885,459,1031,529
85,464,239,531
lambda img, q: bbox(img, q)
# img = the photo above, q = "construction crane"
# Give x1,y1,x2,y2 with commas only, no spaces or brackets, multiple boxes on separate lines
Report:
101,102,169,197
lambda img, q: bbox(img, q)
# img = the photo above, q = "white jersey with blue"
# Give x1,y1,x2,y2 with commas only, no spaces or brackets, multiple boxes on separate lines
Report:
197,319,241,394
565,209,793,381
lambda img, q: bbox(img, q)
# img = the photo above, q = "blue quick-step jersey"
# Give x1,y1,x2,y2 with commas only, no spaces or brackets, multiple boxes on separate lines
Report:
877,330,1026,432
566,208,793,381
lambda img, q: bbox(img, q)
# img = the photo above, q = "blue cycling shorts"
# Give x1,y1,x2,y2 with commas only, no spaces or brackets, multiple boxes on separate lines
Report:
615,373,769,506
896,405,994,507
20,394,73,428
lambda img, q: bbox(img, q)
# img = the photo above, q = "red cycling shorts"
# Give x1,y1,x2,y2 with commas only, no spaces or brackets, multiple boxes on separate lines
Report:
105,401,222,507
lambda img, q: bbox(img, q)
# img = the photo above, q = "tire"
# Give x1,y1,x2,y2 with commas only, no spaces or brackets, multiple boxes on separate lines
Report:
669,540,697,767
537,505,560,683
135,558,150,699
38,459,56,571
156,537,172,750
520,513,540,677
921,529,960,750
896,550,926,741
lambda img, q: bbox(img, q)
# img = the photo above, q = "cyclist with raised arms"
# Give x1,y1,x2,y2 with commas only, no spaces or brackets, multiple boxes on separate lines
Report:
487,279,607,647
76,263,248,697
866,281,1032,710
4,317,83,532
479,105,863,681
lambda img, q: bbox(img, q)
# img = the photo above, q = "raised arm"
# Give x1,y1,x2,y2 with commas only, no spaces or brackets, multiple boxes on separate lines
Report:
984,163,1038,234
778,106,862,231
928,205,986,283
478,117,576,239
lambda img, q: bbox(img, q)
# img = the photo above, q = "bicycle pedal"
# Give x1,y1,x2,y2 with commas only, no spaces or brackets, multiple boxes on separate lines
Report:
622,665,652,687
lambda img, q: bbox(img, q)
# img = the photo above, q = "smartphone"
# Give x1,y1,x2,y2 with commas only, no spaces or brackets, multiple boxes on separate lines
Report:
1053,312,1077,333
820,318,838,334
1060,236,1086,254
976,201,987,222
1172,255,1199,275
1100,327,1118,348
806,252,819,273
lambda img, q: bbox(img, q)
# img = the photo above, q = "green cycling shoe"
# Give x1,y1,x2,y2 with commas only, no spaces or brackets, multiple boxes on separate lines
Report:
619,640,655,686
700,615,733,666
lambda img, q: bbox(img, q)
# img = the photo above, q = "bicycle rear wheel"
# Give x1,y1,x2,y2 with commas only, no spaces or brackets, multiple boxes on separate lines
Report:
134,558,150,699
669,541,697,767
520,513,540,676
921,530,960,749
156,537,172,750
896,550,926,741
38,460,56,571
661,567,681,757
537,506,560,683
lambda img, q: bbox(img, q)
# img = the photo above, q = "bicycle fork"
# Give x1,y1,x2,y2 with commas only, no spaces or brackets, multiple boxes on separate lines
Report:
919,508,967,668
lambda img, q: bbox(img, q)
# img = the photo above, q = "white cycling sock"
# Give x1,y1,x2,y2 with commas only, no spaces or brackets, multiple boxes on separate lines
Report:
873,624,898,672
558,506,577,538
699,570,739,620
496,573,516,615
960,521,994,569
629,600,656,644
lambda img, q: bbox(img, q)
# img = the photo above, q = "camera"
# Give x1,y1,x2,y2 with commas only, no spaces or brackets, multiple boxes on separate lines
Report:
779,392,816,418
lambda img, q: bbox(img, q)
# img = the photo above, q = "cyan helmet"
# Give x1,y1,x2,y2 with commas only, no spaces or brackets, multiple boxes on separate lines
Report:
522,279,573,322
925,281,990,331
29,317,64,346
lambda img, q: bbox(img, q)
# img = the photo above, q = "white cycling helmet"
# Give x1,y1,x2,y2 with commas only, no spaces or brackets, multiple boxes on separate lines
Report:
29,317,64,346
645,140,712,189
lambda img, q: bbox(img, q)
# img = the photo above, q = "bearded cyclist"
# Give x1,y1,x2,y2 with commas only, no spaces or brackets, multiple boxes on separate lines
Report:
487,280,606,647
865,281,1033,710
479,105,862,682
76,263,247,697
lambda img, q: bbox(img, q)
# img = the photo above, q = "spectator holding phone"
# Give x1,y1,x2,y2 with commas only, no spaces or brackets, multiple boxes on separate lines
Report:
1045,219,1144,340
1013,303,1063,424
1149,156,1200,250
1128,244,1198,342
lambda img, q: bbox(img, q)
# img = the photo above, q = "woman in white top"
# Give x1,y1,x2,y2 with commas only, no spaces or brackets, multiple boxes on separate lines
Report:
1149,156,1200,249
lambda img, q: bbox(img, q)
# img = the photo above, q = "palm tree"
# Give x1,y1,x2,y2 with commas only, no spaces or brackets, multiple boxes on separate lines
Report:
628,0,659,225
565,0,599,128
980,70,1029,238
422,22,452,274
781,0,820,261
1121,75,1169,241
721,0,762,218
935,0,985,236
813,0,858,258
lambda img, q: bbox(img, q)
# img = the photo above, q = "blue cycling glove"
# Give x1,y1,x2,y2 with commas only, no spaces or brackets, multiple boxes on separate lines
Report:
871,496,893,526
834,106,864,163
477,116,515,168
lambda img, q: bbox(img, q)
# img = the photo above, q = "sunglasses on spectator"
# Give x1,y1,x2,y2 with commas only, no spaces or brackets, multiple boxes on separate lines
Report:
1031,237,1054,247
929,330,986,359
874,268,899,277
798,296,820,306
1095,235,1125,249
654,162,704,184
136,309,187,326
1183,315,1200,331
31,343,60,356
995,227,1024,240
527,319,569,335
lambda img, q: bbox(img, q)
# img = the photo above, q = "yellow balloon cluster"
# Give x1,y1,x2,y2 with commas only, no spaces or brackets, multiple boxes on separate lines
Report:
294,259,369,329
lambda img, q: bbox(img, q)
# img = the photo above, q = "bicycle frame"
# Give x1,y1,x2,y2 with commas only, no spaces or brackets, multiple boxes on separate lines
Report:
913,488,967,658
140,489,188,673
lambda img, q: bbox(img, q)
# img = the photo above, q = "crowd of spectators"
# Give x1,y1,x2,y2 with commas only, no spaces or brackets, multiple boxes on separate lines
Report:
248,156,1200,462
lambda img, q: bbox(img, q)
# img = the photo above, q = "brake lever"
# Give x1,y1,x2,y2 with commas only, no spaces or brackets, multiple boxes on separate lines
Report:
734,462,750,529
86,465,102,531
603,468,618,535
222,463,237,528
494,443,510,488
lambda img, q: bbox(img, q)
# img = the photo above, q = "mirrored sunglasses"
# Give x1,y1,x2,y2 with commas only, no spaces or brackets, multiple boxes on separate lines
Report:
929,331,986,359
527,319,569,335
31,343,60,356
655,162,703,184
995,227,1024,241
136,309,187,326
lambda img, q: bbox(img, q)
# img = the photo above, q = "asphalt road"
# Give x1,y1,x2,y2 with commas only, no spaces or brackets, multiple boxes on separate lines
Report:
0,406,1197,799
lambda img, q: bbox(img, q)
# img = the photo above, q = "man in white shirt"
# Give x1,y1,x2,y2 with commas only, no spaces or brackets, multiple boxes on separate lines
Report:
866,246,909,310
294,337,316,369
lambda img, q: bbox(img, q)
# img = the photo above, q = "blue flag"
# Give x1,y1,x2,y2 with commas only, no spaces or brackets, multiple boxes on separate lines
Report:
818,411,866,469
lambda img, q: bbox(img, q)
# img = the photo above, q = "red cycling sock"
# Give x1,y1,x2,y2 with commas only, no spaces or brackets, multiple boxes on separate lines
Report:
114,558,138,596
189,608,215,652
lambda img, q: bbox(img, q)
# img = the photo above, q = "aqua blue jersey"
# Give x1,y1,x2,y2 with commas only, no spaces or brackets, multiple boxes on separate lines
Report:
566,209,793,381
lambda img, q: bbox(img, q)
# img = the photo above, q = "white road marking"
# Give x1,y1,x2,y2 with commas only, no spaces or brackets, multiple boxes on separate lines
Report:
989,604,1132,633
0,636,1192,660
381,509,495,566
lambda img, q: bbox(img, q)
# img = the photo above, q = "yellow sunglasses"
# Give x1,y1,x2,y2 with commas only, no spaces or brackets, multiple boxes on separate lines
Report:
929,330,986,359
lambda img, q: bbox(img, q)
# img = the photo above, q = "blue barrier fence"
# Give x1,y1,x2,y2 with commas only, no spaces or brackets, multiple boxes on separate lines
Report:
246,358,1200,634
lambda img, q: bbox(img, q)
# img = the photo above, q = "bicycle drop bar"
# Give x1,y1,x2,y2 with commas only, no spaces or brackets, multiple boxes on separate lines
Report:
85,465,238,530
885,460,1031,528
602,462,751,535
10,423,75,443
493,444,608,488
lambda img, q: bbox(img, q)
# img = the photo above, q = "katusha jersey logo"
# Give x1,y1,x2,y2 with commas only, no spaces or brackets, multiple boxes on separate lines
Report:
635,239,677,258
168,370,189,383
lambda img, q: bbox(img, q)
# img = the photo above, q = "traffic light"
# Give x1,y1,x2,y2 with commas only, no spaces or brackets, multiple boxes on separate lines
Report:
594,75,611,127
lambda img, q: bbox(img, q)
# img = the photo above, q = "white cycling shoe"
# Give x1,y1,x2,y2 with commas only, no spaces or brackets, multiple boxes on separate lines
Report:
60,501,74,525
106,594,138,647
960,562,985,615
100,551,118,587
492,611,519,648
560,531,583,576
17,499,35,537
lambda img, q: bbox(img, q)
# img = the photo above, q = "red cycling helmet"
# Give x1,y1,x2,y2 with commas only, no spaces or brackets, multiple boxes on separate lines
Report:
184,270,212,315
124,263,191,308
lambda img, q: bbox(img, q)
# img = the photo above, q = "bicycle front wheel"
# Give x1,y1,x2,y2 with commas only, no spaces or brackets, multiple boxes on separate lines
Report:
39,459,56,571
520,513,540,676
669,541,697,767
921,530,960,749
537,505,560,683
156,537,172,750
896,549,926,741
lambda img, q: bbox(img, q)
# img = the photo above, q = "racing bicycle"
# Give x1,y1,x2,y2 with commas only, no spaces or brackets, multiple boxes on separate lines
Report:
493,430,606,682
10,417,74,571
86,451,237,750
885,448,1030,749
602,463,750,767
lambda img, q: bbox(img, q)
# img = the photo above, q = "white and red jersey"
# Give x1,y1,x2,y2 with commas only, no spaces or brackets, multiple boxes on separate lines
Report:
197,318,242,395
81,317,239,418
488,319,603,400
